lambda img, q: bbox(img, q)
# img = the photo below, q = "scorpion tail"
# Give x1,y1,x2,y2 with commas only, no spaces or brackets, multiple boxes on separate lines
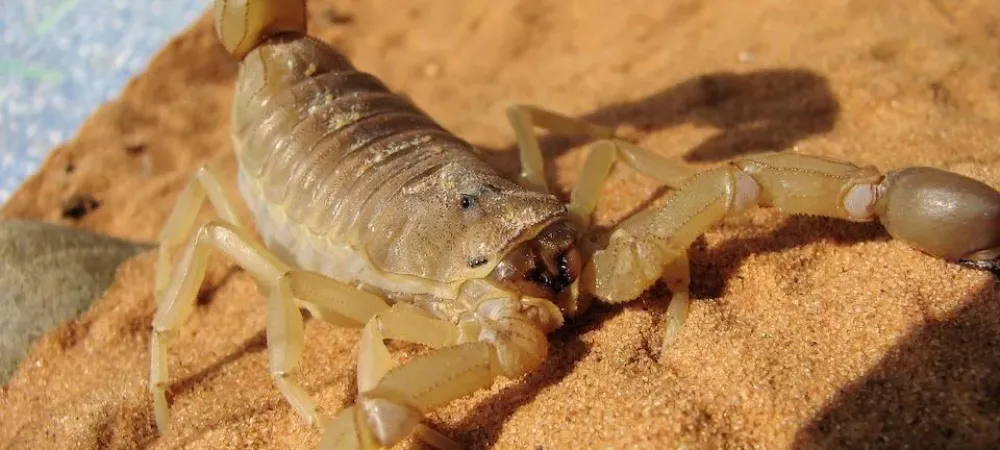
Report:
212,0,308,60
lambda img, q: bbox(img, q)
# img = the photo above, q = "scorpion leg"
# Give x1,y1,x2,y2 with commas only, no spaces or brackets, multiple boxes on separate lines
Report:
583,151,1000,353
565,137,694,232
505,104,694,194
660,254,691,351
151,221,389,433
321,300,546,449
568,137,693,350
155,164,245,304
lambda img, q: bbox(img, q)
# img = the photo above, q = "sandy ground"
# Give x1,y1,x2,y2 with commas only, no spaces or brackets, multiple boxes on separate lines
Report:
2,0,1000,449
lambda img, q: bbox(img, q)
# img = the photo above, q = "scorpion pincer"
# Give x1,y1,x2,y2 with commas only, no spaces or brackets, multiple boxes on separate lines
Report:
148,0,1000,448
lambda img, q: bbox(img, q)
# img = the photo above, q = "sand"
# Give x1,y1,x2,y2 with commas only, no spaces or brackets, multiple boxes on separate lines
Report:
2,0,1000,448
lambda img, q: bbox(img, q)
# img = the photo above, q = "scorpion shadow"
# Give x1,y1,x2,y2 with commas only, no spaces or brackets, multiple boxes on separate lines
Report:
687,216,892,299
480,67,840,178
793,280,1000,449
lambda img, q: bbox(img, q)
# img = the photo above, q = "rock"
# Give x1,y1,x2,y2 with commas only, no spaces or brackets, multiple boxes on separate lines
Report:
0,220,152,384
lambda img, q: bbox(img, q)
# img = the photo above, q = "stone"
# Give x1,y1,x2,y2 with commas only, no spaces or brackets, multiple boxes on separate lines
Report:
0,220,152,384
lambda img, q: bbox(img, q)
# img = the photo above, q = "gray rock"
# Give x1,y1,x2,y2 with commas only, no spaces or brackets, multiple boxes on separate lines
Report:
0,220,152,384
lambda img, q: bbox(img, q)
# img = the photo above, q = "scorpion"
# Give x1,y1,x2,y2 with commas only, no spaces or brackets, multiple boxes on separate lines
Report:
149,0,1000,448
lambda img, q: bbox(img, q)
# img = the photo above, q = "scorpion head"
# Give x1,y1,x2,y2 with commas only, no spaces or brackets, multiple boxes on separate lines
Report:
488,220,582,300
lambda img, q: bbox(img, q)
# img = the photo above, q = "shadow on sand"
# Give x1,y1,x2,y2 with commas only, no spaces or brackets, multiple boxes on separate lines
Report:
794,280,1000,449
480,67,840,181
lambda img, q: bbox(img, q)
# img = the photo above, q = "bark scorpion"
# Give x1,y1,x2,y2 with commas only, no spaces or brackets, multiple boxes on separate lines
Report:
149,0,1000,448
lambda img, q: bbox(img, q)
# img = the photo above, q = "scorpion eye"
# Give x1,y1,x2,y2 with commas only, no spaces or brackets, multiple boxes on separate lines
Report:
467,255,488,268
459,194,476,211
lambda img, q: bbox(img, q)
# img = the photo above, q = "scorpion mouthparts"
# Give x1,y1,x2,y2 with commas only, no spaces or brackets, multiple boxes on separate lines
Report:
489,220,581,299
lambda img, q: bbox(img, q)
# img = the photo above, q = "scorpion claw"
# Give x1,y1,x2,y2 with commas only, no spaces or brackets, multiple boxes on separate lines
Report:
874,167,1000,262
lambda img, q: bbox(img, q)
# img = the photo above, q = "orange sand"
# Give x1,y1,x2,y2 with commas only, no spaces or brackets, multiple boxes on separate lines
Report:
2,0,999,448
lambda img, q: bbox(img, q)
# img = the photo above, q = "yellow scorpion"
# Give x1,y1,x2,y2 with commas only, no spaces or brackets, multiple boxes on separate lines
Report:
149,0,1000,448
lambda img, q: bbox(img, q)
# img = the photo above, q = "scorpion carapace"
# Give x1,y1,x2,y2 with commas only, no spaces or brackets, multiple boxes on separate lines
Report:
149,0,1000,449
229,27,572,288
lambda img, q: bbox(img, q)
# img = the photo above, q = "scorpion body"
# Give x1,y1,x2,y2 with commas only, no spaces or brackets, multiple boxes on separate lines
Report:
233,33,567,309
149,1,1000,449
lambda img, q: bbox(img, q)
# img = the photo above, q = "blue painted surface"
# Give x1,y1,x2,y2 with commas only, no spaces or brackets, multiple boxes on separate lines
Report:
0,0,210,202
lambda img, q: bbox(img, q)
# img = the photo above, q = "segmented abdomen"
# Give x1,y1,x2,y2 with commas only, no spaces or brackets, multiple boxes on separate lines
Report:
231,34,474,241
